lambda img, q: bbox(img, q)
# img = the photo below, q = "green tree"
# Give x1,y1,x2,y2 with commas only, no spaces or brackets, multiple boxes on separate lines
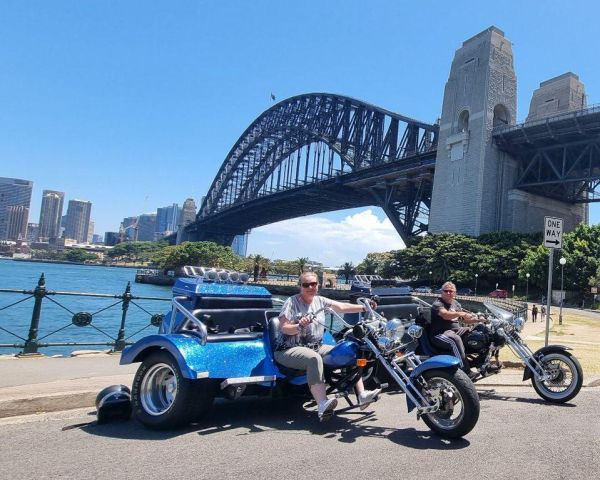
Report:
250,254,266,281
107,241,166,264
296,257,309,275
356,254,378,275
269,259,297,279
64,249,99,262
151,241,242,271
338,262,355,283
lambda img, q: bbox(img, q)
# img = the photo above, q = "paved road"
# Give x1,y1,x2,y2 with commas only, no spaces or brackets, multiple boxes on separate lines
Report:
1,386,598,480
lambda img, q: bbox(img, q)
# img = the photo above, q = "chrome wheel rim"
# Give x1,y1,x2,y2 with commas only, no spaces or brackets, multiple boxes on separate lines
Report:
534,353,577,400
423,377,465,430
140,363,177,416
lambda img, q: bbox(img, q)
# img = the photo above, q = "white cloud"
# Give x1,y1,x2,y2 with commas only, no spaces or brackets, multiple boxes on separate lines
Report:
247,208,405,267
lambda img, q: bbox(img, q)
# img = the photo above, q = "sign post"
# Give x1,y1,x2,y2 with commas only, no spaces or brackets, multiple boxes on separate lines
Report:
544,216,563,346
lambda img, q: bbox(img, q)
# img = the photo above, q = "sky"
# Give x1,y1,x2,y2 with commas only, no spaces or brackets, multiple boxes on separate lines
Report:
1,0,600,266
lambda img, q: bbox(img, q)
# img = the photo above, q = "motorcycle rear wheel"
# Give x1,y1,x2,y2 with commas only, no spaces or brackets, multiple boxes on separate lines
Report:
531,352,583,403
419,369,480,439
132,351,215,429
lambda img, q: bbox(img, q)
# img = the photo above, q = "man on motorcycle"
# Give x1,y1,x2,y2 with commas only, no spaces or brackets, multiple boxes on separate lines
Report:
275,271,382,421
430,281,483,375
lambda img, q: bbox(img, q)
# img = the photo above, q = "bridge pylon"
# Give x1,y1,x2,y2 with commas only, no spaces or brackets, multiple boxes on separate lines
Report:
430,26,588,236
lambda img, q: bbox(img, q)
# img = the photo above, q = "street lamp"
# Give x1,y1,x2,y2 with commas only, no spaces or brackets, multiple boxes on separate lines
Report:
559,257,566,325
526,273,530,301
475,273,478,296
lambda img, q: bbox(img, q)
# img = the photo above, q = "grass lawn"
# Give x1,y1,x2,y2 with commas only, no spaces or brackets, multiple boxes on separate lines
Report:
499,309,600,374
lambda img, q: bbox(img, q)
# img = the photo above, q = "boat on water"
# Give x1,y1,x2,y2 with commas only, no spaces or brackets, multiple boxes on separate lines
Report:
350,274,411,296
135,266,250,286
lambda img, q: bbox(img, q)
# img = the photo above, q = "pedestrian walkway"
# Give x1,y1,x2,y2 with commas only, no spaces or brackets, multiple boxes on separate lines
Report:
1,352,598,419
0,353,136,418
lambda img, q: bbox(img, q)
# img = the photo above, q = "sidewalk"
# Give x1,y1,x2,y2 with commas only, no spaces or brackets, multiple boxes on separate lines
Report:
1,353,599,419
0,353,137,419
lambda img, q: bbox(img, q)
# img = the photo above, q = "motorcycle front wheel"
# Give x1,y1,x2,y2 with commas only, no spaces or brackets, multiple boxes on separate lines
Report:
531,351,583,403
419,369,480,439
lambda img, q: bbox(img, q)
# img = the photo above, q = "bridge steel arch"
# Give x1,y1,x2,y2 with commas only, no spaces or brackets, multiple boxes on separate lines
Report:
184,93,438,245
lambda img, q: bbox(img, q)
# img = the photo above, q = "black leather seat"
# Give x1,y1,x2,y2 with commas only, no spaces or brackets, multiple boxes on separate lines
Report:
193,308,267,334
376,304,420,320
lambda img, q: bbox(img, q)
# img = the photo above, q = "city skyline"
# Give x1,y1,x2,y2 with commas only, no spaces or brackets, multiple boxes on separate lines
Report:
2,1,600,265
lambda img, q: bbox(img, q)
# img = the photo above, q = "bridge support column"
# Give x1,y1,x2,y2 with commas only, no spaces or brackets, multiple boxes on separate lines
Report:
429,26,517,236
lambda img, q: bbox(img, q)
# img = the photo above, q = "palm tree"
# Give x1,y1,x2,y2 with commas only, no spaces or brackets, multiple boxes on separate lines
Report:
296,257,309,275
339,262,355,283
252,254,264,281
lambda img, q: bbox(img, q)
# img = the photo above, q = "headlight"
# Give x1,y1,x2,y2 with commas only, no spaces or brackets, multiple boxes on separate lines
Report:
385,318,405,341
377,336,392,349
408,324,423,339
512,317,525,332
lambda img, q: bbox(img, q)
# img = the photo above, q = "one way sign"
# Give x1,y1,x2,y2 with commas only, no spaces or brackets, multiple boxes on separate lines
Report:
544,216,563,249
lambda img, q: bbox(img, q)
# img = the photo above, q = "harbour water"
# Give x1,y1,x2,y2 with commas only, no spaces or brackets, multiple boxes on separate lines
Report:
0,259,172,356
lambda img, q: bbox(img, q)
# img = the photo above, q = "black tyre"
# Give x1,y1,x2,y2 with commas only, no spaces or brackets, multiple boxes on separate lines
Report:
419,369,480,439
531,352,583,403
131,350,215,429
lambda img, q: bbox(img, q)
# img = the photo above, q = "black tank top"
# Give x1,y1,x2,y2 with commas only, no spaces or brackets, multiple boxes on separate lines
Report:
430,298,462,336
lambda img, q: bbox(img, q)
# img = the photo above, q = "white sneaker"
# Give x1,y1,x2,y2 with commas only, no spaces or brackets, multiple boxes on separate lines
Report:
317,398,338,421
358,388,382,410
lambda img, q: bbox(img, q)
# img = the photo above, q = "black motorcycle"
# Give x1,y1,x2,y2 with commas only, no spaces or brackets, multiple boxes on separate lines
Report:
416,303,583,403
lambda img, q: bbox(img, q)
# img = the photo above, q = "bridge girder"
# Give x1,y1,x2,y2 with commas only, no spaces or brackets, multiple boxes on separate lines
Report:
189,93,438,244
494,106,600,202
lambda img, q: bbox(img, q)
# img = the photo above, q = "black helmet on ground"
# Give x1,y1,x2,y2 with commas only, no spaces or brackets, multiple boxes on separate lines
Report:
96,384,132,424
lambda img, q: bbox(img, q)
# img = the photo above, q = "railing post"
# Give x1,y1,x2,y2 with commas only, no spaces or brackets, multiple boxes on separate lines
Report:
23,274,46,354
115,282,132,351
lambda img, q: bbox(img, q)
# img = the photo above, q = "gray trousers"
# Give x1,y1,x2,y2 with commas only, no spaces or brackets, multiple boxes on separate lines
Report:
274,344,334,386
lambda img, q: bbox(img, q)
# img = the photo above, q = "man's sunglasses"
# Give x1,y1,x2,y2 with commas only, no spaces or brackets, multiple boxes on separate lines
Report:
443,289,455,293
301,282,318,288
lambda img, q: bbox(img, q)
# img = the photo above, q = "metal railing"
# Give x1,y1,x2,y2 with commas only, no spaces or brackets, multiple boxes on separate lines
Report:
493,102,600,135
416,292,528,319
0,273,171,355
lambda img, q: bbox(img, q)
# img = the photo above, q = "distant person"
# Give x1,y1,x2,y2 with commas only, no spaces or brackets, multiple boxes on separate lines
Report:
275,271,381,421
531,305,538,323
541,304,546,317
260,267,267,279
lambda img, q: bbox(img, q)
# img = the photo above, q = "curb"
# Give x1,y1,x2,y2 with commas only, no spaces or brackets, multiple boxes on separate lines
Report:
3,378,598,420
0,391,98,419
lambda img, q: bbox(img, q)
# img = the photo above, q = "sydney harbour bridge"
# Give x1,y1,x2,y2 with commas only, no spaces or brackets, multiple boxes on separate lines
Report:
182,27,600,246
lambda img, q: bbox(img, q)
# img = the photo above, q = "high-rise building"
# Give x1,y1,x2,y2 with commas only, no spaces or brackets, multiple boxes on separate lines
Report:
6,206,29,240
156,203,180,235
178,198,197,228
175,198,198,244
27,223,39,243
64,199,92,243
104,231,120,246
92,233,103,244
38,190,64,241
87,220,95,243
137,213,157,241
231,232,249,256
120,216,138,241
0,177,33,240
